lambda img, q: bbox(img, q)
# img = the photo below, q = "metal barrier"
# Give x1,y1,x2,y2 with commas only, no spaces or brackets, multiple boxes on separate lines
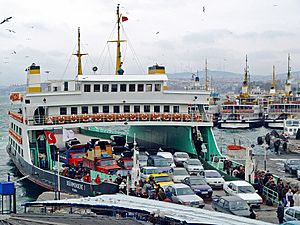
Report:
262,186,279,206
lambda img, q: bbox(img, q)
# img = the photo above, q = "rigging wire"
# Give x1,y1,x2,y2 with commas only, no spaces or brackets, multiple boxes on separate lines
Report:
60,44,77,80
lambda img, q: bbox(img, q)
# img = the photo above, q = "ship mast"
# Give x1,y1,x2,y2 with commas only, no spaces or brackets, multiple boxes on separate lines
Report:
285,54,292,97
205,59,209,91
241,55,249,98
270,65,276,95
73,27,87,76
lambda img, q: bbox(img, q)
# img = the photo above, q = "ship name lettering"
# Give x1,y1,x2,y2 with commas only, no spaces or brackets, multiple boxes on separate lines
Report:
66,181,84,190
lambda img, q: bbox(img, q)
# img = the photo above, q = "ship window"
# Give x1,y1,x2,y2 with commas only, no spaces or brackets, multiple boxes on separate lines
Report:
144,105,150,113
94,84,100,92
155,84,161,92
64,82,68,91
129,84,135,92
164,105,170,113
138,84,144,92
92,106,99,114
173,106,179,113
146,84,152,92
103,84,109,92
134,105,140,113
111,84,118,92
82,106,88,114
84,84,91,92
103,105,109,113
124,105,130,113
60,107,67,115
154,105,160,113
71,107,78,115
120,84,127,92
114,106,120,113
19,128,22,136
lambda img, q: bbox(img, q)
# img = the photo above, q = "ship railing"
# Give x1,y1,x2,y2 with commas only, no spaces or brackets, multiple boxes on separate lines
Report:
27,112,209,126
262,186,279,206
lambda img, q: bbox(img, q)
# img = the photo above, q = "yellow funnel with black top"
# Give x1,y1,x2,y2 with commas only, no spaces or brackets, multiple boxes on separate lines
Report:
26,63,41,93
148,64,165,74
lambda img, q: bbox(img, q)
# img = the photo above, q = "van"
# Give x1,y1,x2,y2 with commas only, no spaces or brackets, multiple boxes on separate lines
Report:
147,155,171,173
157,152,176,168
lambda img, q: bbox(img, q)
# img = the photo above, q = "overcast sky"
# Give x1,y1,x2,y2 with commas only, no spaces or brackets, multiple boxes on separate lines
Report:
0,0,299,85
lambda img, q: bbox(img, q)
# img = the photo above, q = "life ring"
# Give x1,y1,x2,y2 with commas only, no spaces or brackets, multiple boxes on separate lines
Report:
162,114,171,121
81,114,90,122
140,113,149,121
94,114,104,122
129,114,137,121
173,113,181,121
194,114,202,122
106,114,114,122
183,114,191,121
117,114,127,121
57,116,66,124
151,113,161,121
46,116,54,125
70,115,78,123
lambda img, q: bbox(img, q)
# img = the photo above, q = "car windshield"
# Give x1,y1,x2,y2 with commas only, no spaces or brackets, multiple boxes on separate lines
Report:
229,201,249,211
173,169,188,176
176,153,189,158
177,187,195,195
155,176,172,182
154,160,169,167
290,160,300,165
139,155,148,161
190,178,207,185
143,168,158,174
124,161,133,167
206,171,221,178
238,185,255,193
97,160,115,166
188,160,201,165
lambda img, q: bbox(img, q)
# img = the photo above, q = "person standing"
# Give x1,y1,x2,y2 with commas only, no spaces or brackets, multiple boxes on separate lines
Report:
276,202,284,224
293,191,300,206
286,189,294,207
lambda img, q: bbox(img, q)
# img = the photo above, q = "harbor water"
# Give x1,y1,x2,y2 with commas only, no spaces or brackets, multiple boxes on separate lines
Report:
0,95,277,208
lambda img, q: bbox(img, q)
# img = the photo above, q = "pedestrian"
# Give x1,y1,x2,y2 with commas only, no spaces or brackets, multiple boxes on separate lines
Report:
276,202,284,224
293,191,300,206
286,189,294,207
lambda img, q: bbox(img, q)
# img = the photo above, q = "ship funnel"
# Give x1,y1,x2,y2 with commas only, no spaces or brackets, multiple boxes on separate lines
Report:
26,63,41,93
148,64,165,74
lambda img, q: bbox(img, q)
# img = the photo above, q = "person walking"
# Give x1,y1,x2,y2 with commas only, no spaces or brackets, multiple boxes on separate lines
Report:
293,191,300,206
276,202,284,224
286,189,294,207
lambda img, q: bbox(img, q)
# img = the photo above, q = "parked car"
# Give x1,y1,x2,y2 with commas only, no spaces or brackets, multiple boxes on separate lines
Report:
169,168,190,183
183,159,204,174
147,155,171,173
138,152,148,167
173,152,190,166
157,152,176,168
223,180,263,207
182,176,213,198
283,221,300,225
284,159,300,175
140,166,159,182
110,135,126,146
165,183,205,208
284,207,300,222
212,196,251,217
198,170,225,189
146,173,174,188
65,138,80,149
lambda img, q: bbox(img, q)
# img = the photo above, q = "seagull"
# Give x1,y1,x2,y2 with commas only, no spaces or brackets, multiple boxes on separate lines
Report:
6,29,16,33
203,6,205,13
0,17,12,25
11,51,16,54
156,31,159,35
273,4,278,6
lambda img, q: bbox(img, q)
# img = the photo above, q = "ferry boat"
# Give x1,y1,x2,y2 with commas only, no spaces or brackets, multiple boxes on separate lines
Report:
6,5,223,196
217,56,263,129
264,55,300,129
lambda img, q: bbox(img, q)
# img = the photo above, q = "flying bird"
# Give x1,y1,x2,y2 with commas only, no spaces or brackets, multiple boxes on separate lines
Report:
11,51,16,54
156,31,160,35
6,29,16,33
0,17,12,25
203,6,205,13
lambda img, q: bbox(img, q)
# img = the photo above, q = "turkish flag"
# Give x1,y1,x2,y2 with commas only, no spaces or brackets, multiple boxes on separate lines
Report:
121,16,128,22
44,131,57,144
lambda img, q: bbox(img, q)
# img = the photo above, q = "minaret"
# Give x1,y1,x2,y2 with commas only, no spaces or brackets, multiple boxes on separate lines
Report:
285,54,292,97
241,55,249,97
205,59,209,92
270,65,276,95
73,27,87,76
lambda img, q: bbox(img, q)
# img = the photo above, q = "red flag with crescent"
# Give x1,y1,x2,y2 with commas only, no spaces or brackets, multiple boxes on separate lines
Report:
121,16,128,22
44,131,57,144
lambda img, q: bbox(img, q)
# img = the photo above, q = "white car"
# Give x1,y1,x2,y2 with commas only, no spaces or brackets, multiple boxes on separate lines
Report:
157,152,176,168
198,170,225,189
140,166,159,182
173,152,190,166
169,168,190,183
183,159,204,175
223,180,263,207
